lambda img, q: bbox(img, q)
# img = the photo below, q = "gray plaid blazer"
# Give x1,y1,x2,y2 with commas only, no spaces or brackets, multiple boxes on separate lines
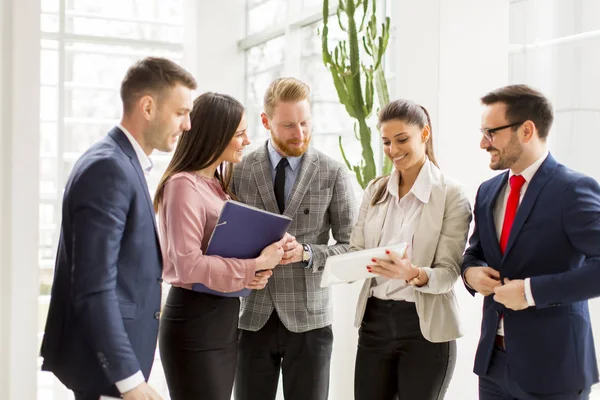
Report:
232,141,357,333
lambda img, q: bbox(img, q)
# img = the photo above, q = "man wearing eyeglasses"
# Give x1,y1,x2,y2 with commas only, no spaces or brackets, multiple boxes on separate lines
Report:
462,84,600,399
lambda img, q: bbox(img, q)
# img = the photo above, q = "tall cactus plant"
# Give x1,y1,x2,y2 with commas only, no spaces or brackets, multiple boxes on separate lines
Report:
321,0,391,189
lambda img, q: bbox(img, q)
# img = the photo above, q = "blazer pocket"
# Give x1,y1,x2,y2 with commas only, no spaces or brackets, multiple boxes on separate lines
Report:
119,301,137,320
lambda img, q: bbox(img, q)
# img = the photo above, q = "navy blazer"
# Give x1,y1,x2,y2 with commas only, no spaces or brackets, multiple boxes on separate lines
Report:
41,128,163,395
462,153,600,394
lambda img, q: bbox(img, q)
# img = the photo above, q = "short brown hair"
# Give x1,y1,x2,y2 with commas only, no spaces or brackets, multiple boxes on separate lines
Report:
263,77,310,117
120,57,197,114
481,84,554,139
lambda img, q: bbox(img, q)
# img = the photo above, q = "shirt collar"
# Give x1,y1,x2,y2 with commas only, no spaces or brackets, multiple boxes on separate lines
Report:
267,139,303,171
387,158,433,204
509,150,549,183
117,124,153,174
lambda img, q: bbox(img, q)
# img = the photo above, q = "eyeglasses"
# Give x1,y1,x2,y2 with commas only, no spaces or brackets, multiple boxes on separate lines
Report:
480,121,525,142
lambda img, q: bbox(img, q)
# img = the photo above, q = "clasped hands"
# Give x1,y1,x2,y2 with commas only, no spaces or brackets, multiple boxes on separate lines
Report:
246,233,302,290
464,267,529,310
368,249,429,287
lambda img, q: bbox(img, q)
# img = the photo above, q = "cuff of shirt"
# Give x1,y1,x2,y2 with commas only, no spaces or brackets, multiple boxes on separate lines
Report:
305,245,314,269
524,277,536,306
115,370,145,394
463,266,475,290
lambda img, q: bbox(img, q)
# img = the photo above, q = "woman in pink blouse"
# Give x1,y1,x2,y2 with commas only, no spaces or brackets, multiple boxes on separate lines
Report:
153,92,284,400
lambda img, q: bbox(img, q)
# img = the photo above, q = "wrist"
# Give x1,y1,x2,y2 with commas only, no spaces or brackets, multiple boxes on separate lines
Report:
255,255,266,270
405,265,420,282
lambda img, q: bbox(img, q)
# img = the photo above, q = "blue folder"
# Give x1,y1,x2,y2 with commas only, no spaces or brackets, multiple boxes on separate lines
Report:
192,200,293,297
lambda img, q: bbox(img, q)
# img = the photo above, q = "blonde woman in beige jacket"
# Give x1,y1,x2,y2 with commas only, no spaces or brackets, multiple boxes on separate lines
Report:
351,99,472,400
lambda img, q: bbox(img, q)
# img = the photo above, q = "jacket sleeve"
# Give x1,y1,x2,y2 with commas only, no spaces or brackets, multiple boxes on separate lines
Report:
70,158,142,384
415,184,472,295
309,165,358,272
461,186,489,296
530,176,600,307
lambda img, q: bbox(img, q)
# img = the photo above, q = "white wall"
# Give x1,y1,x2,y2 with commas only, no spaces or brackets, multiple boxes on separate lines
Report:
0,0,41,399
188,0,246,98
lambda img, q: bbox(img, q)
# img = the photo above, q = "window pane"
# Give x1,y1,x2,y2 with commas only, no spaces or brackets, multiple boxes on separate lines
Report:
245,66,284,150
303,0,324,9
42,0,59,13
64,43,181,87
247,0,287,35
67,0,184,22
247,36,285,75
40,122,58,156
39,157,57,198
63,122,111,154
39,228,57,264
65,16,184,43
41,13,59,33
65,88,121,120
40,86,58,121
41,49,59,86
510,0,600,44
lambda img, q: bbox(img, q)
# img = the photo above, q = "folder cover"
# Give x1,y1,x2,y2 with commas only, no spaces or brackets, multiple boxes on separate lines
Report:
320,243,408,287
192,200,293,297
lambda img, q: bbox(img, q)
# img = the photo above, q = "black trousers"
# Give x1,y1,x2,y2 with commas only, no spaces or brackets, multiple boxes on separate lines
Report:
234,311,333,400
159,286,240,400
354,297,456,400
479,347,591,400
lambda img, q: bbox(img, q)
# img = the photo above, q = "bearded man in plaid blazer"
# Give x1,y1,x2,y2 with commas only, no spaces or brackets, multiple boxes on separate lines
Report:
232,77,357,400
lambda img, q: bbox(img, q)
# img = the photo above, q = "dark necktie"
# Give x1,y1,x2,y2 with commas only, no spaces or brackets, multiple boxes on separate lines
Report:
274,158,288,214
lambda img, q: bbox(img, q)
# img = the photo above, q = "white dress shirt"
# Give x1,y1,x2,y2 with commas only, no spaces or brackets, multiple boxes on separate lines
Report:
118,124,153,176
371,159,433,301
102,124,152,395
494,150,549,335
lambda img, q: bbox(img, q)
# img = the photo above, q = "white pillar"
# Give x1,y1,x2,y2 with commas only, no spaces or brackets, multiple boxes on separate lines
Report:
187,0,246,98
390,1,509,399
0,0,41,399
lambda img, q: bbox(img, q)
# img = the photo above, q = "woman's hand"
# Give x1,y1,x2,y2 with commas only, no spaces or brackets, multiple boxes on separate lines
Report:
256,238,285,270
246,270,273,290
368,249,421,282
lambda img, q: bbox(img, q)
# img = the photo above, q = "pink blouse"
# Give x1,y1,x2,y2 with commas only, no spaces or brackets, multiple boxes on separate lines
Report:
158,171,257,292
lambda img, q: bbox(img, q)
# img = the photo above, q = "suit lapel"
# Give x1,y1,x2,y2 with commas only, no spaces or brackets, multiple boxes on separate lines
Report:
412,169,445,268
251,144,280,214
484,172,508,264
108,127,159,236
284,148,318,218
502,154,558,258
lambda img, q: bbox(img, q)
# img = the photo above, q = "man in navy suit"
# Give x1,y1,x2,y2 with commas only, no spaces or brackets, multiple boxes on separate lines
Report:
463,84,600,400
40,57,196,400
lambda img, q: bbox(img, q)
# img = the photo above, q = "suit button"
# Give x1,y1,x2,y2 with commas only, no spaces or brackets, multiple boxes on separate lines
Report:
157,278,163,284
154,311,161,320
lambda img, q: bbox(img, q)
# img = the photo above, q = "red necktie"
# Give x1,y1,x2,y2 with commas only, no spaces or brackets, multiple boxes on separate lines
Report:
500,175,526,254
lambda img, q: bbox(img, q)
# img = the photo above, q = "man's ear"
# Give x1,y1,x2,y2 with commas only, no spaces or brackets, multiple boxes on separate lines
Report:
521,120,536,143
261,112,271,131
139,94,155,121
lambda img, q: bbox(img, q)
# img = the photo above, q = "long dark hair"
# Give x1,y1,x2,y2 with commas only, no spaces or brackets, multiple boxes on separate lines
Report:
153,92,244,211
371,99,438,205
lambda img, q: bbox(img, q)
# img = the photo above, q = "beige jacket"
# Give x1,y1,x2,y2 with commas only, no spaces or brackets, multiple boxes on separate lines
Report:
351,163,472,342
